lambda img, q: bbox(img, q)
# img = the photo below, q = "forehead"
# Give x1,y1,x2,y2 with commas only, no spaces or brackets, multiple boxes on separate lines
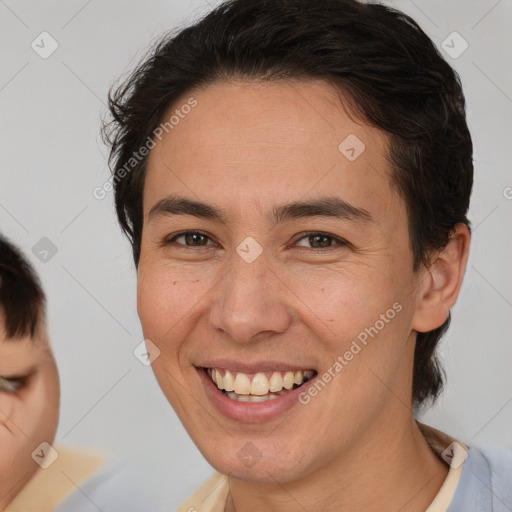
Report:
144,78,403,223
0,334,52,375
0,314,47,355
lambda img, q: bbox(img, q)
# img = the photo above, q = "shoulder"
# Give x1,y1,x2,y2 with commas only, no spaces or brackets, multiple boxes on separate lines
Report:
52,451,166,512
6,446,104,511
448,445,512,512
175,472,229,512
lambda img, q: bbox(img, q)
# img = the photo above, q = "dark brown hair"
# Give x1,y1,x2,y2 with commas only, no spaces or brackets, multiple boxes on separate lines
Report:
0,235,46,339
103,0,473,406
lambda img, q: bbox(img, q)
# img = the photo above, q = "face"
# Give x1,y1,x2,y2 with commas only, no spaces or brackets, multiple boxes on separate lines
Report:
0,316,59,507
137,79,427,483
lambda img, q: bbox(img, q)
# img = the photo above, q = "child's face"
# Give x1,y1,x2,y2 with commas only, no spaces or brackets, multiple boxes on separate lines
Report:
0,317,60,508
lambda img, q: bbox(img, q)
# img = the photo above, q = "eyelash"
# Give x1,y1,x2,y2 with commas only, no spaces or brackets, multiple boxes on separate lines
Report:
164,230,348,250
0,375,28,393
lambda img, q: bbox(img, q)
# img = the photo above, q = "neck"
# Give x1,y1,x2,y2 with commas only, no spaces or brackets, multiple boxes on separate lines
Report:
225,415,448,512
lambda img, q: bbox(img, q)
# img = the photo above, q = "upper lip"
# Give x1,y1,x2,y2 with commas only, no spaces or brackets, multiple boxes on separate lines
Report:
196,359,316,374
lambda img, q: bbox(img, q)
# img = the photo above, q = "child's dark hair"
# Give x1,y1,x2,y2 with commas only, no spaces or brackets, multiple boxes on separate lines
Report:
0,235,46,339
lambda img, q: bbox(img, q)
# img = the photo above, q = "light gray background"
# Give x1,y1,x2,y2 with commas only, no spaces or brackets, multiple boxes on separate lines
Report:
1,0,511,504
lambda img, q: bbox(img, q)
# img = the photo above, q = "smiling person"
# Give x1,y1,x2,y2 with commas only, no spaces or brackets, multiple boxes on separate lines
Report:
103,0,512,511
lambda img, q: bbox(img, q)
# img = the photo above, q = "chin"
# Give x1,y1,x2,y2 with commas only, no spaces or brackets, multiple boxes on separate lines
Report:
200,439,312,483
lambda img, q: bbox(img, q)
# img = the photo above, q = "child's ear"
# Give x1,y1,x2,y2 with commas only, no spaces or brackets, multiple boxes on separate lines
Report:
412,224,470,333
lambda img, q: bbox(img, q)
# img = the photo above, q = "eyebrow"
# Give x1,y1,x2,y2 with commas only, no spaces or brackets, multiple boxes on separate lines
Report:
148,195,373,225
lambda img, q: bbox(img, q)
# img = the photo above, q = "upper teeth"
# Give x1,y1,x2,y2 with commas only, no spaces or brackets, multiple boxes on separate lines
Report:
207,368,314,395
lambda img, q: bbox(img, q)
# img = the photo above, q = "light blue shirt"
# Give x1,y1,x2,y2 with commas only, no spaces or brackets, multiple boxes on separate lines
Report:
447,446,512,511
54,445,512,511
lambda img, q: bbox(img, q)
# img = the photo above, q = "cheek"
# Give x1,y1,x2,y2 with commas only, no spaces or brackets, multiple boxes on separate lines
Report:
0,394,15,425
296,268,412,407
25,364,60,441
0,422,23,488
136,261,215,369
138,266,188,339
291,266,399,348
137,254,218,319
0,366,59,488
137,264,205,418
302,280,366,349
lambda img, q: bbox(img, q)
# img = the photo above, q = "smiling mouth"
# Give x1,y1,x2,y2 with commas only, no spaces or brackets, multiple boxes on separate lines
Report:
203,367,317,402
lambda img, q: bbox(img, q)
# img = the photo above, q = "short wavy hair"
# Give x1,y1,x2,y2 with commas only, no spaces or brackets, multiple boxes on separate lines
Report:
103,0,473,406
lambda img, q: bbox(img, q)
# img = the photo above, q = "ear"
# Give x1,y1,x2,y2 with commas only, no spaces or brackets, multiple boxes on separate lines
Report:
412,224,470,333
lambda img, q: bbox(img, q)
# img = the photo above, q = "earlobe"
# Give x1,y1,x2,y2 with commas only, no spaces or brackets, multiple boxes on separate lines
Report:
412,224,471,333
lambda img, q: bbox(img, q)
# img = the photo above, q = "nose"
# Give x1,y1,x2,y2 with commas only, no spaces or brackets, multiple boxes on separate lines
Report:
209,250,292,344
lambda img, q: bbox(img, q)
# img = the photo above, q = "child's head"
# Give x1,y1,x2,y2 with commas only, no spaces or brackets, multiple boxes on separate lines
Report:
0,235,59,508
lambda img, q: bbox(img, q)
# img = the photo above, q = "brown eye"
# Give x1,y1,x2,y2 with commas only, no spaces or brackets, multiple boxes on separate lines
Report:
295,232,347,249
184,233,209,246
309,234,332,248
166,231,213,247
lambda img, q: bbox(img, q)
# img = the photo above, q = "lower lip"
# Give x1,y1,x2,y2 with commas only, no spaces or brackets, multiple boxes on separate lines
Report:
197,367,315,423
